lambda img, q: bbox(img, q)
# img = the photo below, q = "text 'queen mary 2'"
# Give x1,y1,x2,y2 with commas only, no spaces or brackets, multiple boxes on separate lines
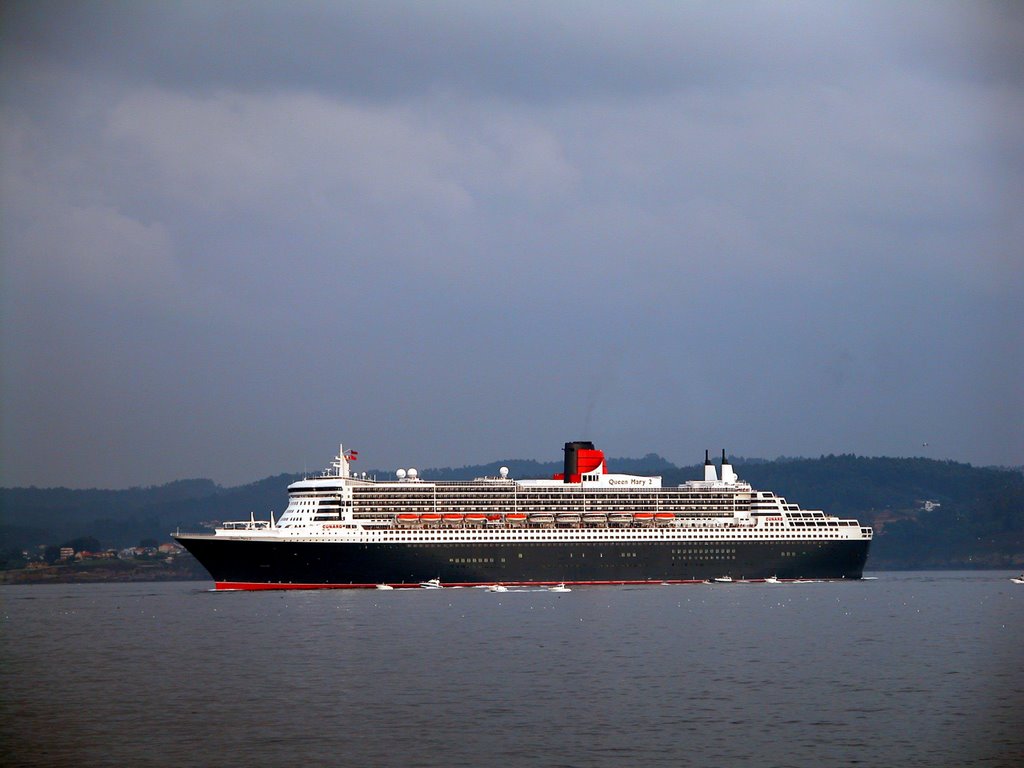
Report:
174,442,873,590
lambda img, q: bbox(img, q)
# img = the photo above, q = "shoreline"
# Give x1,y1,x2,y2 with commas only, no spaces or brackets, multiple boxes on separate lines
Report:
1,560,208,585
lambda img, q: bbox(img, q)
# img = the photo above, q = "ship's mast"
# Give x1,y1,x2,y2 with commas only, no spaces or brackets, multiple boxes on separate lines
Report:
331,443,361,478
331,444,350,478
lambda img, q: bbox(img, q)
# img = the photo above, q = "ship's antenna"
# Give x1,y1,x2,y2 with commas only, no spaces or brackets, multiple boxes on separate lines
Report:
331,444,351,478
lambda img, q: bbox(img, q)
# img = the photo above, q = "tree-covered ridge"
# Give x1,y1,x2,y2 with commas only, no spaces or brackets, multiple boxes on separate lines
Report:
1,456,1021,569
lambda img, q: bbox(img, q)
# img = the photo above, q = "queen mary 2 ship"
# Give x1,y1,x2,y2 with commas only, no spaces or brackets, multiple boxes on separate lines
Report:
174,441,872,590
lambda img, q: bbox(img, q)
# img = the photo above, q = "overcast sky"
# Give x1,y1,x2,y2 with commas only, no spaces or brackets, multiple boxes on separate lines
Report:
2,1,1022,488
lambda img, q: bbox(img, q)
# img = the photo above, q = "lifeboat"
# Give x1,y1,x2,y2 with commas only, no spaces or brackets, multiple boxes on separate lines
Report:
506,513,527,523
465,513,487,525
396,514,420,524
420,513,442,523
582,514,607,525
528,513,554,524
556,513,581,524
442,513,464,522
654,513,675,524
607,513,632,524
634,512,654,525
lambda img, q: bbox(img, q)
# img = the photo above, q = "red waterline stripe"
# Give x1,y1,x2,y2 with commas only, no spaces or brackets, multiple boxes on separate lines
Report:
213,579,710,591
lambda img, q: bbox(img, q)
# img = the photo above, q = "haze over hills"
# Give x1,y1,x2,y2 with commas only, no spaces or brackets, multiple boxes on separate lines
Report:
1,456,1021,570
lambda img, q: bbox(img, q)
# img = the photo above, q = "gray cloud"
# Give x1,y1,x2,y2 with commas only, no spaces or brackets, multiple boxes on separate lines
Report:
2,1,1021,487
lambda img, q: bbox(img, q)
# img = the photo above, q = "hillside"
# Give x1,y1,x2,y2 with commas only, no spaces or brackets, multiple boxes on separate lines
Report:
2,456,1021,570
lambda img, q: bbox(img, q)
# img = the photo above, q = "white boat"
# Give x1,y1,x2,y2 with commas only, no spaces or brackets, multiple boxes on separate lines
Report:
375,583,394,590
713,576,733,583
764,576,781,584
1011,576,1024,584
548,583,571,592
419,578,443,589
487,584,508,592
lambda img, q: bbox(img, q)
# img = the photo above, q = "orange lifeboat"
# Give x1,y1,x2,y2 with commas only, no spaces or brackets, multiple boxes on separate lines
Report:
420,513,441,523
634,512,654,524
396,514,420,524
465,513,487,524
443,513,464,522
506,513,527,523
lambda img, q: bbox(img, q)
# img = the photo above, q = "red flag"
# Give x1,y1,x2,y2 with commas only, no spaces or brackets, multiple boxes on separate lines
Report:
347,450,358,461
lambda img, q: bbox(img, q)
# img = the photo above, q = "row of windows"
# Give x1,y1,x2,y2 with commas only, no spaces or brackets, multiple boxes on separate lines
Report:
351,505,748,515
351,487,750,499
352,497,750,506
295,532,850,544
351,498,749,507
350,526,847,538
440,551,741,562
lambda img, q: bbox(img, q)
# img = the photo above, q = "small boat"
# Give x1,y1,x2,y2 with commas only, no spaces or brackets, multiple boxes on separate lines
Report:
396,514,420,524
528,514,554,524
419,514,442,524
375,583,394,590
764,576,781,584
419,578,443,589
505,513,527,523
487,584,508,592
548,583,571,592
1011,575,1024,585
713,576,733,583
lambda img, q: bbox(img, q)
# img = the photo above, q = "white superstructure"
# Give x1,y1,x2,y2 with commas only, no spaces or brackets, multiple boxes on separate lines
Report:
214,443,873,548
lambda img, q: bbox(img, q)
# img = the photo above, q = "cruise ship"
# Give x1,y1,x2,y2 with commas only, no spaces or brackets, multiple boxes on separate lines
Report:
174,441,873,590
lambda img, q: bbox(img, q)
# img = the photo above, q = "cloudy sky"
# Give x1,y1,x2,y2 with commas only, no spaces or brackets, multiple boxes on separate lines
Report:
2,1,1022,488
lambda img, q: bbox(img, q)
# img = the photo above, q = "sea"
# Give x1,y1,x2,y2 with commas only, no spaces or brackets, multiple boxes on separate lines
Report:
2,572,1021,768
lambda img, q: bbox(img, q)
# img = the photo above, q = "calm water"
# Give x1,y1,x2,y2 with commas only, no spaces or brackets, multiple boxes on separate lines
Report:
2,572,1021,767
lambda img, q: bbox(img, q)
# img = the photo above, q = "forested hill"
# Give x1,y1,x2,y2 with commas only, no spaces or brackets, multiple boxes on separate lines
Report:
1,456,1021,569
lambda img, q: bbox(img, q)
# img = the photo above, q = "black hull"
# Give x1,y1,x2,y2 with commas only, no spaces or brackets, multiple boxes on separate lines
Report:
175,535,871,590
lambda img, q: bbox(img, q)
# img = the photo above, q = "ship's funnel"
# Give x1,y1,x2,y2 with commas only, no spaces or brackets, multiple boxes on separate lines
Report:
563,441,594,482
721,449,737,484
704,449,718,482
559,441,604,483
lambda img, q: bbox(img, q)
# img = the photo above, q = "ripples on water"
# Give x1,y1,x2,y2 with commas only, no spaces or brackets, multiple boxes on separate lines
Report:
2,573,1021,767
